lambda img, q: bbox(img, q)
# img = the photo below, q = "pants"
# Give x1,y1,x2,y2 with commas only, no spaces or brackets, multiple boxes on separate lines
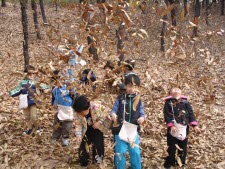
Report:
51,113,73,140
114,134,142,169
23,105,38,129
164,132,188,168
79,126,104,167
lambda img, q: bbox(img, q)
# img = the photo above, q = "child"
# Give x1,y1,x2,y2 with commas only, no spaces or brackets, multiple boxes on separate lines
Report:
163,88,201,169
51,71,74,147
73,95,110,167
80,68,96,85
110,73,145,169
8,65,41,135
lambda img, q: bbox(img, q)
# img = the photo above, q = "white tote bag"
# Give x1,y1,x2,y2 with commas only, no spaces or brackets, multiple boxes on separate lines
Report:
170,120,187,141
57,105,74,121
169,101,187,141
19,94,28,110
119,121,138,143
118,94,138,143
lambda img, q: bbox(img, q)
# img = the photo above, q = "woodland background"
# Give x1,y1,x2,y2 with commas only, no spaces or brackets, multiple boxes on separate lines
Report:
0,0,224,168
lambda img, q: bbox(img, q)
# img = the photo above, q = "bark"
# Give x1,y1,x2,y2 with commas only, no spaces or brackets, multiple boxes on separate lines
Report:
205,0,209,26
183,0,188,17
160,15,167,52
31,0,41,39
87,34,99,60
169,0,176,26
39,0,47,24
20,0,29,68
193,0,201,37
221,0,225,15
116,23,126,63
1,0,6,7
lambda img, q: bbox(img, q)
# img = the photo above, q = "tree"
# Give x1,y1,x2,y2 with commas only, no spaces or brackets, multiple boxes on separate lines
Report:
39,0,48,24
168,0,176,26
20,0,29,68
193,0,201,37
116,22,126,62
31,0,41,39
1,0,6,7
221,0,225,15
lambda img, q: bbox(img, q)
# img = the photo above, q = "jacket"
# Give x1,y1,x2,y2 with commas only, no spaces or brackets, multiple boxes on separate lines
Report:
74,101,110,137
111,93,145,135
52,85,72,107
164,96,198,133
9,79,37,106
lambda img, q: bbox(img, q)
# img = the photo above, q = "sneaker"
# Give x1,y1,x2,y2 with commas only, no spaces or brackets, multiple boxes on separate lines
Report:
36,126,41,133
23,129,33,135
61,138,69,147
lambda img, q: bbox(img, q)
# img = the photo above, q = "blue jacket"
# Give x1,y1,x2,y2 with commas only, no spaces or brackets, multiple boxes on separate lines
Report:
9,79,37,106
52,85,72,107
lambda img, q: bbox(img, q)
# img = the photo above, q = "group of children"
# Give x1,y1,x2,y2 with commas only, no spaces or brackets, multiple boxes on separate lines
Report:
7,58,201,169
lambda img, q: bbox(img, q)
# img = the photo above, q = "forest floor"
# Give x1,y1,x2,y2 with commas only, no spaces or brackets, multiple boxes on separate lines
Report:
0,2,225,169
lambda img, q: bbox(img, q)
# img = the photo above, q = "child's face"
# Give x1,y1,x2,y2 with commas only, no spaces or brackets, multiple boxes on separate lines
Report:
125,83,138,94
80,107,90,116
170,88,182,99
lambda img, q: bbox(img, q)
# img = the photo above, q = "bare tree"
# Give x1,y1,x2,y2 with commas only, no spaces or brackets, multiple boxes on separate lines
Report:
169,0,176,26
116,22,126,62
193,0,201,37
39,0,47,24
1,0,6,7
31,0,41,39
20,0,29,68
221,0,225,15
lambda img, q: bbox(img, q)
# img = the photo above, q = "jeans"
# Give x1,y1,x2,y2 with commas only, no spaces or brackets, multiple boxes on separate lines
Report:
114,134,142,169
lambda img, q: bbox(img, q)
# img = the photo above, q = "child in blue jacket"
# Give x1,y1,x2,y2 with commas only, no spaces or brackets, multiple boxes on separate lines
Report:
111,73,146,169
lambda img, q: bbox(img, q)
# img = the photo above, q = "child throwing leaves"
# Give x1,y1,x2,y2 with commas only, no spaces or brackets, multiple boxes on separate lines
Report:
73,95,110,167
163,88,201,169
111,73,146,169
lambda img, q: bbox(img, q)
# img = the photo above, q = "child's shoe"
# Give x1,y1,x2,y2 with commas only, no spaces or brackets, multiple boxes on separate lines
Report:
22,129,33,135
61,138,69,147
36,126,41,133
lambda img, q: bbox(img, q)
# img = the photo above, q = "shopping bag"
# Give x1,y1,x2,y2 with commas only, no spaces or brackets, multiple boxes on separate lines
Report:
170,121,187,141
118,121,137,143
19,94,28,109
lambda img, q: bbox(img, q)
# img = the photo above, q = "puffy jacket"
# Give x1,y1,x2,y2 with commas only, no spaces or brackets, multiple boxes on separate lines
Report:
52,85,72,107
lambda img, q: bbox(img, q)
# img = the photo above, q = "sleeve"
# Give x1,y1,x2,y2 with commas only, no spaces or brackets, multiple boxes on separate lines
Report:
139,100,146,118
186,102,198,126
110,98,119,115
163,100,174,128
39,83,50,93
74,114,83,137
9,81,22,97
91,73,96,82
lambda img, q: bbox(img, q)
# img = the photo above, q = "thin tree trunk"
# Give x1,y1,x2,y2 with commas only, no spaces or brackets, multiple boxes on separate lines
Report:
193,0,201,37
20,0,29,68
169,0,176,26
205,0,209,25
160,15,167,52
116,22,126,63
39,0,47,24
87,34,99,60
184,0,188,16
221,0,225,15
31,0,41,39
1,0,6,7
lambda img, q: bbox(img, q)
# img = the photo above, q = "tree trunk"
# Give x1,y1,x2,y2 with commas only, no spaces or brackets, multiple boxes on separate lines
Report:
31,0,41,39
169,0,176,26
116,23,126,63
160,15,167,52
1,0,6,7
39,0,47,24
221,0,225,15
87,34,99,60
20,0,29,68
193,0,201,37
205,0,209,25
183,0,188,16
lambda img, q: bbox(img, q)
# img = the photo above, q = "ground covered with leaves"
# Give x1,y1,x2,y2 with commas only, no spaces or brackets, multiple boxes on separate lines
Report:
0,2,225,169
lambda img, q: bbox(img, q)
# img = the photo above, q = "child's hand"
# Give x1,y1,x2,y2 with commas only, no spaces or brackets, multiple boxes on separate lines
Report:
194,126,201,133
76,136,82,144
137,117,145,124
171,126,178,133
111,113,117,123
93,121,102,129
